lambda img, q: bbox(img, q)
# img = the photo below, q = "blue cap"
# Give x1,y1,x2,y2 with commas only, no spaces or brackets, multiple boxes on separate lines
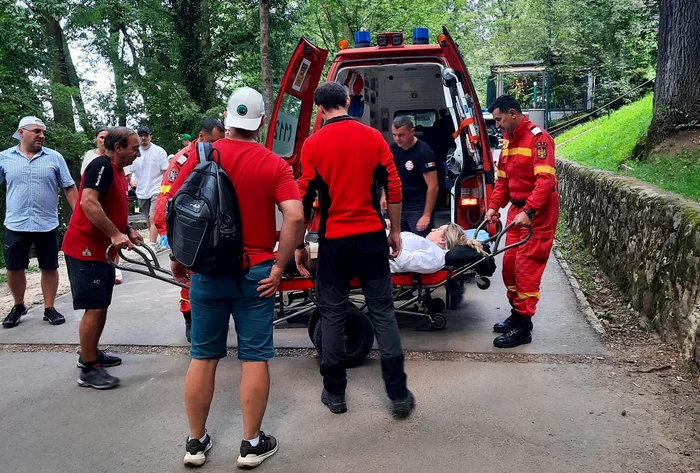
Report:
412,27,429,45
354,31,371,47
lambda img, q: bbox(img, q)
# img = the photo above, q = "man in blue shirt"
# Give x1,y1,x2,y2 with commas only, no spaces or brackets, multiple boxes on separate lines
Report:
0,116,78,328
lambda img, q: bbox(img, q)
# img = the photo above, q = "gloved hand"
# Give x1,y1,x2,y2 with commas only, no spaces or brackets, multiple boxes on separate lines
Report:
156,234,170,249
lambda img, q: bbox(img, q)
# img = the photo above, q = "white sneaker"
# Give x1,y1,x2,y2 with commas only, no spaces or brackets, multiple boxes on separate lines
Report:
115,269,123,285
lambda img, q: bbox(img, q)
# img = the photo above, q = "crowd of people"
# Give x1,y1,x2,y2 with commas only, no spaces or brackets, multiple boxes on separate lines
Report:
0,81,557,469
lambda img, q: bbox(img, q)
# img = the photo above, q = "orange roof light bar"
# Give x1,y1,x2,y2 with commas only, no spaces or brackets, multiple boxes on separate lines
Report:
338,39,349,50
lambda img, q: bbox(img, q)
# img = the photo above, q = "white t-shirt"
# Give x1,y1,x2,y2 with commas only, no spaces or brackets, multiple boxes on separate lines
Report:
80,149,101,175
130,143,169,199
390,232,446,274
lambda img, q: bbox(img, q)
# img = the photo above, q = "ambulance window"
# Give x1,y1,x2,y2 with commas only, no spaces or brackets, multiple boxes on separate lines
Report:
272,94,301,158
394,110,438,128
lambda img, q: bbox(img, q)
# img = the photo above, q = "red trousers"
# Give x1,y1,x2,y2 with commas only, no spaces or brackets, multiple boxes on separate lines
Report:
502,226,554,318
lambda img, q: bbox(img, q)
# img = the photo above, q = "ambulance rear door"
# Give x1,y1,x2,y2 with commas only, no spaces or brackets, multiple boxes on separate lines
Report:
439,26,495,232
266,37,329,174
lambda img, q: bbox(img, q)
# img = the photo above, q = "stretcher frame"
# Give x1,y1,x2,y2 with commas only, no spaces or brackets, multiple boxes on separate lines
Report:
107,219,532,331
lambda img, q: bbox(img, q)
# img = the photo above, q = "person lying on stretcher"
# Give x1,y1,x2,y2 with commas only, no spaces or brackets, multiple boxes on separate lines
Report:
293,222,485,276
389,222,486,274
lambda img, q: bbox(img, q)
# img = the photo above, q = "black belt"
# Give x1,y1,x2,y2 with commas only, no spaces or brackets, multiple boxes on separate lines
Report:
510,199,526,208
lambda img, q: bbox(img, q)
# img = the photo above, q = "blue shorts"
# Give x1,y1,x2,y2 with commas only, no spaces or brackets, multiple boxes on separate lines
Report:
189,261,275,361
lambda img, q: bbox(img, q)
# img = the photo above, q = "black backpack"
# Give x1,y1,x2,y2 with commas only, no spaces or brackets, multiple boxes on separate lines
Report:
166,142,248,276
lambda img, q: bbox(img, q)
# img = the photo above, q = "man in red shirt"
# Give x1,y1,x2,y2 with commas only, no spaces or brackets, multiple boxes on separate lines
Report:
169,87,304,469
486,95,559,348
62,127,143,390
153,118,225,343
296,82,414,419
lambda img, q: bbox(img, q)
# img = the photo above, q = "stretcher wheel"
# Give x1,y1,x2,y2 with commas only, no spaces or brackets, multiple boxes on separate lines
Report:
308,310,321,343
429,298,446,314
430,314,447,330
312,305,374,368
477,278,491,290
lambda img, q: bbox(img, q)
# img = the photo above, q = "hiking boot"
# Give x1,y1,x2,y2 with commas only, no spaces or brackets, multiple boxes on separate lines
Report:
237,431,278,469
2,304,27,328
321,389,347,414
391,390,415,419
493,311,533,333
77,350,122,368
493,324,532,348
78,366,120,390
43,307,65,326
183,433,212,467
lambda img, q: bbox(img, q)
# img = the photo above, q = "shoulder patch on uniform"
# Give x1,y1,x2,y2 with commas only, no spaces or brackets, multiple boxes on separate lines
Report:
530,126,542,135
167,168,178,182
425,161,436,169
536,141,548,160
176,155,187,165
535,141,548,148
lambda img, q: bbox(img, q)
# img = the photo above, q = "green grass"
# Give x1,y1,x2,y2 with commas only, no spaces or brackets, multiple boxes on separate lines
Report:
626,150,700,201
555,94,700,201
555,94,653,171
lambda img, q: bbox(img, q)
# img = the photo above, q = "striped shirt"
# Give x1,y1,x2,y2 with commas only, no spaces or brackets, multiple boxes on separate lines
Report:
0,145,76,232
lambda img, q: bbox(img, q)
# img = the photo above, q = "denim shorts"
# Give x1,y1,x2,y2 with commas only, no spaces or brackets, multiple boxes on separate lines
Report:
189,261,275,361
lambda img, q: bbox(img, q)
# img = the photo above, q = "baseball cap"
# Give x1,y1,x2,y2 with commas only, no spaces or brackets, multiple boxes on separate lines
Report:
13,116,46,140
137,126,152,135
178,133,192,141
225,87,265,131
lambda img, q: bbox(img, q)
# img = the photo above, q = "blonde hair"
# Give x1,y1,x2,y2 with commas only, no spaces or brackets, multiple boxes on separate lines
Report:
443,222,486,254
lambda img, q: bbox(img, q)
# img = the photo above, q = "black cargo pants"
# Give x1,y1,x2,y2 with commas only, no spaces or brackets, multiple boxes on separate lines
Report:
315,230,408,400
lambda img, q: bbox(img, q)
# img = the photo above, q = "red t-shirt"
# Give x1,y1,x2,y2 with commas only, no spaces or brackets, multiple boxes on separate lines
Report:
298,117,402,239
62,156,129,262
172,139,300,267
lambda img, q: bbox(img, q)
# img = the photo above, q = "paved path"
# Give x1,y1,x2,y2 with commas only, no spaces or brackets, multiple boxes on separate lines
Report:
5,214,684,472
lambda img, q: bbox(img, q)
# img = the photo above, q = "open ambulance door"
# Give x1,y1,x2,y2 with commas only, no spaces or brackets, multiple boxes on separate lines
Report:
265,37,329,177
439,26,496,234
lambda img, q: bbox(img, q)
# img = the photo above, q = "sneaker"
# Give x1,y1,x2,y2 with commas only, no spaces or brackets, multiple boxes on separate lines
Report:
78,366,120,390
115,269,123,285
391,390,415,419
2,304,27,328
43,307,65,326
183,433,213,467
237,431,278,469
77,350,122,368
321,389,347,414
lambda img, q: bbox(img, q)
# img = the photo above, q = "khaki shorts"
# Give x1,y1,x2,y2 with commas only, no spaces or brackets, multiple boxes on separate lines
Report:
138,195,158,217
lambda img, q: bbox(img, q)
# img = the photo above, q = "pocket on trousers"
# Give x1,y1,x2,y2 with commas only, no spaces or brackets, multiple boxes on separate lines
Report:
523,238,554,261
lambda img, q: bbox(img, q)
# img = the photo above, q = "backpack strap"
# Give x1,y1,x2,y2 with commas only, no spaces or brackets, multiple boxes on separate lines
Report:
196,142,213,163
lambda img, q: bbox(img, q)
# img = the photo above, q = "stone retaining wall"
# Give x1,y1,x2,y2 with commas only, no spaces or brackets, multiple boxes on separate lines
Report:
556,158,700,365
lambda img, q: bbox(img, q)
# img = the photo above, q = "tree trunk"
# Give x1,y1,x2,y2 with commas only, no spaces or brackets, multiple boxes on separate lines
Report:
644,0,700,150
260,0,274,137
108,27,127,126
62,33,92,136
199,0,216,111
45,15,75,128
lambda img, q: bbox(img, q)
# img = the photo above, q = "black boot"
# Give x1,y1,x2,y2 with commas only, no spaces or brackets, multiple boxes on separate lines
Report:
493,310,533,333
493,319,533,348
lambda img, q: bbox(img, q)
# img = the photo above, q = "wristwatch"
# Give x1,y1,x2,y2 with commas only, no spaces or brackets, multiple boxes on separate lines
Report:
296,243,306,250
523,208,535,219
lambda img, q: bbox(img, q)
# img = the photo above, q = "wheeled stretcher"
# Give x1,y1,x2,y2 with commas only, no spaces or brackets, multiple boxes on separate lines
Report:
108,219,531,367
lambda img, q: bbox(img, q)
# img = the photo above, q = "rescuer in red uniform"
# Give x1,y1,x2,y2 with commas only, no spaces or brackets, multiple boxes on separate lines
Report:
485,95,559,348
153,118,225,342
